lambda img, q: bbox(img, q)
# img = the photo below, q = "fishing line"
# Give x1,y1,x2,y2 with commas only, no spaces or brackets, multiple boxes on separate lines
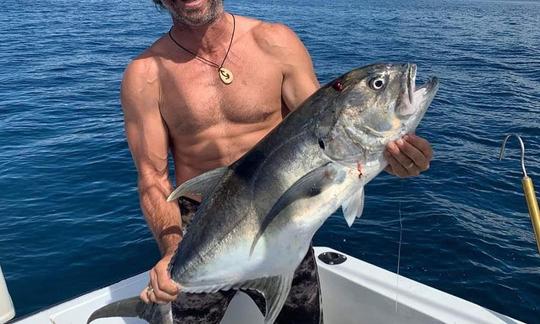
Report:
395,180,404,313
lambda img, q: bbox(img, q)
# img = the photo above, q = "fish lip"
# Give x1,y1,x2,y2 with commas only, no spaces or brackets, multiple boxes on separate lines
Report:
396,63,417,117
415,76,440,97
408,63,416,105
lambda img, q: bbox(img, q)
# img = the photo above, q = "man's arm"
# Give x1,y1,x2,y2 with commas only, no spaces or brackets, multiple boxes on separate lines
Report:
257,23,320,112
121,57,179,303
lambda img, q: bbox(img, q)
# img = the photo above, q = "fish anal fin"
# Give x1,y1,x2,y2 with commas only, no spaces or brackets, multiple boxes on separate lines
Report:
236,274,293,324
167,167,228,202
250,163,344,256
342,186,365,227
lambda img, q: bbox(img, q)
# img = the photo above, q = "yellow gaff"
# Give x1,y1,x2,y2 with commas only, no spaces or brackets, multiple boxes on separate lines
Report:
499,134,540,254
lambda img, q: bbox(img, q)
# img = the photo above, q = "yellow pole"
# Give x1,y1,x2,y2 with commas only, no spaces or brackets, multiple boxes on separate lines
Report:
522,177,540,254
499,134,540,255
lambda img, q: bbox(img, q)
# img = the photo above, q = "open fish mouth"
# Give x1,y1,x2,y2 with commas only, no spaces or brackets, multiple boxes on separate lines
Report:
397,63,439,118
410,64,439,107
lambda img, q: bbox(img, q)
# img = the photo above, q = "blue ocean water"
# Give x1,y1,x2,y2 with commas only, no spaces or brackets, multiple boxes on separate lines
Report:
1,0,539,322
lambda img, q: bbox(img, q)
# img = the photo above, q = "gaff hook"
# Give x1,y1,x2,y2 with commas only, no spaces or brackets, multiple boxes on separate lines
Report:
499,134,540,254
499,134,528,177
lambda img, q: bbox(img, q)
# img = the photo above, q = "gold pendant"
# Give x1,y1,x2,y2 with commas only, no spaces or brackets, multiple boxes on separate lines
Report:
219,67,233,85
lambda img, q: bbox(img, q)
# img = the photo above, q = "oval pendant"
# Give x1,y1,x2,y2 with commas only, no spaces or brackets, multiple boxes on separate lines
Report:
219,67,233,85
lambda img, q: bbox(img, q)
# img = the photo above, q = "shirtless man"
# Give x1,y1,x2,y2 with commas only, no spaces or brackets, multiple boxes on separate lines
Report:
123,0,433,322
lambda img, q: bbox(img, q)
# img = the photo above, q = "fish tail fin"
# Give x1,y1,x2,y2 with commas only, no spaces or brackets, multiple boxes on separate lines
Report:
235,274,293,324
87,296,172,324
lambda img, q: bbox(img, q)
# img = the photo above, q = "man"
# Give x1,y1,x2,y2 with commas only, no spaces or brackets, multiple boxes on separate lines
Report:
123,0,433,322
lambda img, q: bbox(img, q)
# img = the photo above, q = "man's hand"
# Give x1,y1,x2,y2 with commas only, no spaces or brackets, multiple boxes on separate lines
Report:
383,134,432,178
140,253,179,304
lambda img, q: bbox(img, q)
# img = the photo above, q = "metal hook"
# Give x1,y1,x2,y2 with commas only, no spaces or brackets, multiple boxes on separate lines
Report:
499,134,527,178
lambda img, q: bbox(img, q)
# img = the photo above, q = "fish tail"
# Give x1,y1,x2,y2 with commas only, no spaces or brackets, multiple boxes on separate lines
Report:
87,296,172,324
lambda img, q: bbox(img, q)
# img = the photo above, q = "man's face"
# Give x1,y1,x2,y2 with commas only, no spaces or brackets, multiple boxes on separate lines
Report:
164,0,224,27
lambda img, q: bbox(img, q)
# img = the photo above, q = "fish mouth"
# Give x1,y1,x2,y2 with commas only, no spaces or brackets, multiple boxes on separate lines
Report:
398,64,439,117
412,76,439,108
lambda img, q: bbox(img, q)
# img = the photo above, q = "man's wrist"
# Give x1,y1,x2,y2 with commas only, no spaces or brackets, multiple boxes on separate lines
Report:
163,244,179,257
157,227,182,256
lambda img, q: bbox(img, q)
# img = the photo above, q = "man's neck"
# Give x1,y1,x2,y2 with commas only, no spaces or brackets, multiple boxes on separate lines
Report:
170,12,232,55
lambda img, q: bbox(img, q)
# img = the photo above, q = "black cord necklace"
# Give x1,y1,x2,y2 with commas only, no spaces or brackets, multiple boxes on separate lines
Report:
168,13,236,85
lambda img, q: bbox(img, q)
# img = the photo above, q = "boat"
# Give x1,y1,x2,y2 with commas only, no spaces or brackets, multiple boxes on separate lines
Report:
1,247,523,324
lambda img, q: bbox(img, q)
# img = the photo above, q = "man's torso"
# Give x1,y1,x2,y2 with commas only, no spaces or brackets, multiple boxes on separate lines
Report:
139,16,291,184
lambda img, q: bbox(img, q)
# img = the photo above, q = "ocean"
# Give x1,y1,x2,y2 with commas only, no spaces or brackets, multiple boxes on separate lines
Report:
0,0,539,322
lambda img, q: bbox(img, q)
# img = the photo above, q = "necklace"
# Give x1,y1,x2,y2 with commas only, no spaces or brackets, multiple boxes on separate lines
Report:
168,14,236,85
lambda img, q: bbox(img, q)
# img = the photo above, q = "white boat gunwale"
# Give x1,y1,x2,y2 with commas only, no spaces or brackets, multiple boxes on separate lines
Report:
4,247,523,324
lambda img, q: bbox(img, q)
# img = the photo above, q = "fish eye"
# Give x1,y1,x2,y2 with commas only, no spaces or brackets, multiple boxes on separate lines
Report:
369,77,386,90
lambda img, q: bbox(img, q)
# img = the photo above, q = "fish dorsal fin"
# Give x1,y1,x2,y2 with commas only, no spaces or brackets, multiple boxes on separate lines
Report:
250,163,344,255
342,187,365,227
236,274,294,324
167,167,228,202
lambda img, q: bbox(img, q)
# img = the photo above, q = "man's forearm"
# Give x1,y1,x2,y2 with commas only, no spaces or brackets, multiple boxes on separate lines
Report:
139,178,182,256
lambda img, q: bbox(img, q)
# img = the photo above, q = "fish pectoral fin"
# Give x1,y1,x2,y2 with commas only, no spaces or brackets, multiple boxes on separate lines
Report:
87,297,172,324
236,274,294,324
342,186,365,227
167,167,228,202
250,163,344,256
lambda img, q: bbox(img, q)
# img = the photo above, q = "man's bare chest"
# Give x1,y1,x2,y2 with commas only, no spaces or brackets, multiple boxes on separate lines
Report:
158,54,284,135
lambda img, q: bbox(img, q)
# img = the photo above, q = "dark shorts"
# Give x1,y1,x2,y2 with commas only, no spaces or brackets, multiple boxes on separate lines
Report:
172,197,323,324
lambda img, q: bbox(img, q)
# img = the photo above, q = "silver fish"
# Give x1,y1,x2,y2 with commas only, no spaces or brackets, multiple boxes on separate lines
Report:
88,63,439,324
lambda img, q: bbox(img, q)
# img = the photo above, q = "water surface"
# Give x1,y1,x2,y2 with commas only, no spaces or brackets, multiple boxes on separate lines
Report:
0,0,539,322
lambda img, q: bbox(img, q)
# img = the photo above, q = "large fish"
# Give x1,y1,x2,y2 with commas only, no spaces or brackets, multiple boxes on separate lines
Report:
88,63,439,324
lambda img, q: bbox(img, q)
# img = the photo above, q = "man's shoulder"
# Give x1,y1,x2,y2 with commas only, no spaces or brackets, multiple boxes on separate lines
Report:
123,35,170,82
250,19,301,53
121,37,168,107
234,15,302,57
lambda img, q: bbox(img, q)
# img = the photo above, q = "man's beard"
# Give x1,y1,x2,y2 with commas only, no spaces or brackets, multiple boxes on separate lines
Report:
166,0,224,27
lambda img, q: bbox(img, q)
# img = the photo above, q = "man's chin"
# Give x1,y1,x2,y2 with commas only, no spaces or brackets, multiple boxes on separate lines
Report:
169,3,223,27
173,13,219,27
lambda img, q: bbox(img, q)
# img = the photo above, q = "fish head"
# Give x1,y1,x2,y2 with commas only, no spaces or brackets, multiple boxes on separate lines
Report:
317,63,439,165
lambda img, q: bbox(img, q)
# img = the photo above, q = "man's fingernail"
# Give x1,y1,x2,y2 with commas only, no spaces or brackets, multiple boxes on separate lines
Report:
388,142,399,154
397,139,404,146
403,135,409,140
